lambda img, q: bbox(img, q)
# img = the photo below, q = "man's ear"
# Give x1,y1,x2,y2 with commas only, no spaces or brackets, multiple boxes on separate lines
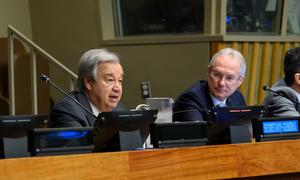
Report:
237,76,245,87
84,78,93,91
294,73,300,85
207,65,212,74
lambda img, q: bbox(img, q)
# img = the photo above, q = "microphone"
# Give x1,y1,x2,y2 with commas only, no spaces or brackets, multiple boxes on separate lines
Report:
172,96,211,115
172,108,213,126
262,85,282,96
40,74,97,119
262,85,299,105
173,108,211,115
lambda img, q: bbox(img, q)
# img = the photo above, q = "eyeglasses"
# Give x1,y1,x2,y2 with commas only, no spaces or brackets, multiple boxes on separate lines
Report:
210,70,240,83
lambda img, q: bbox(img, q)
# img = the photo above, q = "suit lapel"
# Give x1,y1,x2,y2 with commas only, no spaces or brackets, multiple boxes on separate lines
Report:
226,95,241,106
86,113,97,127
226,96,233,106
203,81,214,108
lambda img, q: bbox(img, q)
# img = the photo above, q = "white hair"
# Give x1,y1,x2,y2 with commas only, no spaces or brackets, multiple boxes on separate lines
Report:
77,49,120,91
209,48,246,77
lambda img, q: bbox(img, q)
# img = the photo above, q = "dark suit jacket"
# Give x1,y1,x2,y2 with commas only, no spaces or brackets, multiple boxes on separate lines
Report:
172,80,246,144
48,91,126,128
263,79,300,117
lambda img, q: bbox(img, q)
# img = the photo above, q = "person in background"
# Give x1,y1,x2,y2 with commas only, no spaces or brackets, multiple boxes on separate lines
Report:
263,47,300,117
172,48,246,144
48,48,126,128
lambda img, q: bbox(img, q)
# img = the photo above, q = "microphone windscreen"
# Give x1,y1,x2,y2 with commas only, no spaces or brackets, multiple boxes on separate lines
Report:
262,85,268,91
40,74,50,82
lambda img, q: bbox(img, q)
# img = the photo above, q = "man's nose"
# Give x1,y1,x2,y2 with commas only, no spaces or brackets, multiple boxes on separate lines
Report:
218,76,226,86
112,82,122,91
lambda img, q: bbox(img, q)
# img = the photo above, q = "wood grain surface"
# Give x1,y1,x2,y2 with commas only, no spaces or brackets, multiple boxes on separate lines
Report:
1,140,300,179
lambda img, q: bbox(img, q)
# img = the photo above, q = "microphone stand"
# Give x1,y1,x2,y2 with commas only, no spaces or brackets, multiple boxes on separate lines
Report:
40,74,96,118
262,85,300,106
173,108,211,115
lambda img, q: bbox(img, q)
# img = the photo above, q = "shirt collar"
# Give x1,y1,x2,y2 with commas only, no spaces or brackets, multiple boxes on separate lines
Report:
210,93,227,106
88,100,101,117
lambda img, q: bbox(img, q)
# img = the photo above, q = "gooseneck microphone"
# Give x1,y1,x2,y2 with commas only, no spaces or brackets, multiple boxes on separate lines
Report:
262,85,299,105
262,86,282,96
40,74,96,118
172,108,210,115
172,96,211,116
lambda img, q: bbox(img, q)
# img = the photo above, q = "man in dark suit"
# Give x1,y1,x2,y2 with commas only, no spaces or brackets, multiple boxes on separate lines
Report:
49,49,126,128
263,47,300,117
173,48,246,144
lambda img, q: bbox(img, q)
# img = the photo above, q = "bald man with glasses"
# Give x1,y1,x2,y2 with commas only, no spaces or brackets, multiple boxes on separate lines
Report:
172,48,246,144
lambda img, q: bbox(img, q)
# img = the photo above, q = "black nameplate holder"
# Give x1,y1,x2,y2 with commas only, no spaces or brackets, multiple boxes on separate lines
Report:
28,127,94,156
150,121,207,148
252,116,300,142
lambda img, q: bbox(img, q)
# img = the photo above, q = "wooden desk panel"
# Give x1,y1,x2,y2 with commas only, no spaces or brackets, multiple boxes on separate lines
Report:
128,145,238,179
1,140,300,179
237,140,300,177
0,152,129,179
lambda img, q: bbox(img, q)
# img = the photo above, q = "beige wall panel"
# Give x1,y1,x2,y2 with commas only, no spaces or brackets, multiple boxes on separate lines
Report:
107,44,210,108
0,0,32,38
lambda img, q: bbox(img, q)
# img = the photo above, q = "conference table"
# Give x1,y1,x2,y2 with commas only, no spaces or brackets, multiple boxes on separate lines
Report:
1,139,300,179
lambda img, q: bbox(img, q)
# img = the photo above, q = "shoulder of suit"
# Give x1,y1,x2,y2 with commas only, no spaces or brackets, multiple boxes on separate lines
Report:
186,80,208,92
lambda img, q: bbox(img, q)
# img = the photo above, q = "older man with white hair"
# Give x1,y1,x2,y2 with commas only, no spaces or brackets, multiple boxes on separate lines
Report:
172,48,247,144
49,49,126,128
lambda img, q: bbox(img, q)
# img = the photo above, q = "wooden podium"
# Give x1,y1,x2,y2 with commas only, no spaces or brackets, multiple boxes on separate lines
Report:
1,139,300,179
